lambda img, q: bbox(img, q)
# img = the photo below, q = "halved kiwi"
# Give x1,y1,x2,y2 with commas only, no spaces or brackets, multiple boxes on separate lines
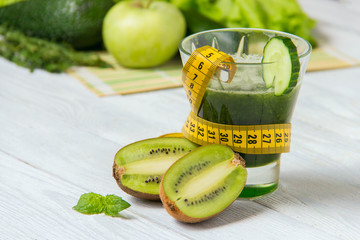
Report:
113,137,198,200
160,144,247,223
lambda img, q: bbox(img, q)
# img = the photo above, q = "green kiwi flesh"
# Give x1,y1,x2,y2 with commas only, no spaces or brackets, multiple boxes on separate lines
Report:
160,144,247,222
113,137,198,200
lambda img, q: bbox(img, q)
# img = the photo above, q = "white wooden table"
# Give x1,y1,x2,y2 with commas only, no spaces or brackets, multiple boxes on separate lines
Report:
1,1,360,239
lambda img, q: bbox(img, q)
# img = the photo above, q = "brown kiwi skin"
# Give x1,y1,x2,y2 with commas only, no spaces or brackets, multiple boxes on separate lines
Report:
159,151,246,223
113,162,160,201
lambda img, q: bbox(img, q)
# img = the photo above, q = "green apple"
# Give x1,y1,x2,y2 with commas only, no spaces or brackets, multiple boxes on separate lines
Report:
102,0,186,68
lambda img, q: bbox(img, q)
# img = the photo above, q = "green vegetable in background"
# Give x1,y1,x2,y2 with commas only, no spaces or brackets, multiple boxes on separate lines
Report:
0,24,110,73
181,9,225,33
170,0,317,46
73,193,131,217
0,0,24,8
0,0,114,49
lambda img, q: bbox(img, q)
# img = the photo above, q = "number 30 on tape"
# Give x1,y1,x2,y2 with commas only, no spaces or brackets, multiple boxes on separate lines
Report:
181,45,292,154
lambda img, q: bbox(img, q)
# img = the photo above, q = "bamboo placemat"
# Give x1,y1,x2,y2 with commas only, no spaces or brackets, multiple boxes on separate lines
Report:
68,45,360,97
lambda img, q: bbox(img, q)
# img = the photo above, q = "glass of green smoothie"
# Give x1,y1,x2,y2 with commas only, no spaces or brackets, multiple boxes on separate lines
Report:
179,28,312,199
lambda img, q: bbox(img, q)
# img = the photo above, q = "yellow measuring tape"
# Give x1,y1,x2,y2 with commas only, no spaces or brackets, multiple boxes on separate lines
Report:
181,45,291,154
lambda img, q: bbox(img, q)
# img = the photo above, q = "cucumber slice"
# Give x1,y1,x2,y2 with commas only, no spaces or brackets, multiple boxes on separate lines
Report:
262,37,300,95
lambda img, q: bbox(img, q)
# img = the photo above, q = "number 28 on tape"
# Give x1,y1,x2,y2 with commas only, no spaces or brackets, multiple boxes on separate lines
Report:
182,111,291,154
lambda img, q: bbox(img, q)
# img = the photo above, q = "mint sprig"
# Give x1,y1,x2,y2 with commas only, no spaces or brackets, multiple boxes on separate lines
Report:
73,193,130,217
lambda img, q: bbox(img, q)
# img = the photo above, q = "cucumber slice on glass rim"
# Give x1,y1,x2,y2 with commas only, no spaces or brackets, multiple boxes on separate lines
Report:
262,36,300,95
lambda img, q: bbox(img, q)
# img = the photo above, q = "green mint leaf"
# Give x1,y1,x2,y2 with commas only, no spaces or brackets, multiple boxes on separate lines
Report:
73,193,106,215
104,194,131,217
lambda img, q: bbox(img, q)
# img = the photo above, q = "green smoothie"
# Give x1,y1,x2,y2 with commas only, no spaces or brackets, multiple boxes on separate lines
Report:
198,82,300,198
198,85,300,168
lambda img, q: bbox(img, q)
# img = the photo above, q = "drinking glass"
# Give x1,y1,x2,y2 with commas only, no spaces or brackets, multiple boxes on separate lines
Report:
179,28,312,199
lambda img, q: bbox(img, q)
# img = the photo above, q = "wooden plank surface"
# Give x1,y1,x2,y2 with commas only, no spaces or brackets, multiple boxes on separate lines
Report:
1,0,360,239
0,151,189,240
1,58,347,239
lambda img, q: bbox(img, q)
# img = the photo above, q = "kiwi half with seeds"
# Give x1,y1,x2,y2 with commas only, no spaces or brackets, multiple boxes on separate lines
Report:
160,144,247,223
113,137,198,200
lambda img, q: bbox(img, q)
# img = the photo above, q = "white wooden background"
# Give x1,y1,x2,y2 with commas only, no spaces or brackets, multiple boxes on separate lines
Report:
1,0,360,239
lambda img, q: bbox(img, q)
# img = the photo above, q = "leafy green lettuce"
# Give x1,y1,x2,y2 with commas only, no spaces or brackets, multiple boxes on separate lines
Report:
170,0,316,46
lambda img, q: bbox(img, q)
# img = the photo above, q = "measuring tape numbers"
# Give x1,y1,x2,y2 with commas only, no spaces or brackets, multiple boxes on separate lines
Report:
182,45,236,113
182,111,291,154
181,45,291,154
